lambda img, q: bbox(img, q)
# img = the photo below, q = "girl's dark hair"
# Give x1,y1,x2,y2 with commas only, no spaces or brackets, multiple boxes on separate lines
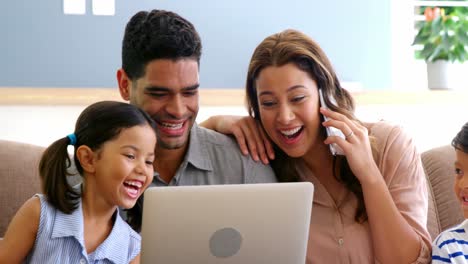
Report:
452,122,468,153
245,29,374,222
126,195,144,232
39,101,156,230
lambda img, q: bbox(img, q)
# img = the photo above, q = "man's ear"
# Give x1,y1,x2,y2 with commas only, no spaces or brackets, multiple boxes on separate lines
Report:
76,145,96,174
117,68,131,101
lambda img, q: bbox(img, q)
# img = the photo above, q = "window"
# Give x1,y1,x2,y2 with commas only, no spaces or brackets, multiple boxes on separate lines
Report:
390,0,468,90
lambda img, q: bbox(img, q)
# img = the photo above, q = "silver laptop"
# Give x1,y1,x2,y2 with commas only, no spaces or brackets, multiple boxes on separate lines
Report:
140,182,314,264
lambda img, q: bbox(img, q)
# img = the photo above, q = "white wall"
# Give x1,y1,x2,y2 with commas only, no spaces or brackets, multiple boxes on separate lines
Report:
1,104,466,153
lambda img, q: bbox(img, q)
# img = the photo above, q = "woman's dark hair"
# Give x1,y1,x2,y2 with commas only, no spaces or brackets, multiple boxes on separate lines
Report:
452,122,468,153
245,29,375,222
38,101,156,230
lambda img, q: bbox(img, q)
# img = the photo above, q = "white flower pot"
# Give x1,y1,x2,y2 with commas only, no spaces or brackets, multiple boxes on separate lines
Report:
427,61,467,90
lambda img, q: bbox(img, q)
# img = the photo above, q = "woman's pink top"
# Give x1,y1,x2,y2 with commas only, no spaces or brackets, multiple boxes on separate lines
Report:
297,121,431,264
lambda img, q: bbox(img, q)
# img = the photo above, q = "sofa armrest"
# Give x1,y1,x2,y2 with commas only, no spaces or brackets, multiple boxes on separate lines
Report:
0,140,44,237
422,145,464,239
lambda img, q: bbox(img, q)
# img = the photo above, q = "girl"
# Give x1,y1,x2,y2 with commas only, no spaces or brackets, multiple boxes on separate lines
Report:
0,101,157,263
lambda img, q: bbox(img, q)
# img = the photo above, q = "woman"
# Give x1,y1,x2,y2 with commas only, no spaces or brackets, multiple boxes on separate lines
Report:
202,29,431,263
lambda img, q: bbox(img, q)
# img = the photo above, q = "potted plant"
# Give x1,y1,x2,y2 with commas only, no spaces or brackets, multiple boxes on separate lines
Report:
412,5,468,90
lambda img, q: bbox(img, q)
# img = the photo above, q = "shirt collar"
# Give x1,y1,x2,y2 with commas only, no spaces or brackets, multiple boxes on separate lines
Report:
91,210,132,263
51,200,132,263
296,160,335,207
184,123,213,171
460,219,468,230
51,199,84,241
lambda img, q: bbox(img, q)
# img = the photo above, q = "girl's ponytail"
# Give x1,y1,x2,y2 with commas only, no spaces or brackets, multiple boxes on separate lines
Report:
38,136,80,214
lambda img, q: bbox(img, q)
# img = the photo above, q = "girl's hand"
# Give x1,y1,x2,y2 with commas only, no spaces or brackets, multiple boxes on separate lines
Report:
200,115,274,164
320,107,379,185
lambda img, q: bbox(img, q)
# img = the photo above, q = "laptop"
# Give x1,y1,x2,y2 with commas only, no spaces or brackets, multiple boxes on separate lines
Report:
140,182,314,264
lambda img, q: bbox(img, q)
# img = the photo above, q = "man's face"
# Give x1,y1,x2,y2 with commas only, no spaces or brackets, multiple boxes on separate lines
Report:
118,59,199,151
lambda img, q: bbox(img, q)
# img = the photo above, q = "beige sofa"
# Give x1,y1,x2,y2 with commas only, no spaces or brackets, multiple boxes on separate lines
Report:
423,145,464,239
0,140,44,237
0,139,464,240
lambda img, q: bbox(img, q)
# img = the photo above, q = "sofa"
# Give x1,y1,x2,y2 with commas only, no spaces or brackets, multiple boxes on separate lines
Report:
0,139,464,240
0,140,44,237
423,145,464,239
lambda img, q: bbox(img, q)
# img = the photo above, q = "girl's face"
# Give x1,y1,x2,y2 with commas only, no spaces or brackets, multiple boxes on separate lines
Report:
454,149,468,218
92,124,156,209
255,63,323,158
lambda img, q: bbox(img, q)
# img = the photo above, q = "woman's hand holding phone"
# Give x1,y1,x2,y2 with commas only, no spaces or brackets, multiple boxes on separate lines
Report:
319,101,380,185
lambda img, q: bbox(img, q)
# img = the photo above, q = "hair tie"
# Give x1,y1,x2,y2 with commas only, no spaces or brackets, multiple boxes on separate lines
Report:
67,133,77,146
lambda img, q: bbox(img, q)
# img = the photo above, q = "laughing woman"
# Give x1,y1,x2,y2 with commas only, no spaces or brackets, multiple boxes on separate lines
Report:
202,29,431,263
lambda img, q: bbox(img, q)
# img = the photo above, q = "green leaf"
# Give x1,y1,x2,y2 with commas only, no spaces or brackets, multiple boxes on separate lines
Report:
428,45,444,62
441,32,451,51
415,50,423,60
456,27,468,45
413,29,431,45
431,15,443,34
420,43,436,59
444,17,455,28
448,52,455,62
453,44,467,62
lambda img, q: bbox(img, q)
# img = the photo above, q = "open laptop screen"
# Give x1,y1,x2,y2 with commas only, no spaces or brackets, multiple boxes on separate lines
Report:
140,182,314,264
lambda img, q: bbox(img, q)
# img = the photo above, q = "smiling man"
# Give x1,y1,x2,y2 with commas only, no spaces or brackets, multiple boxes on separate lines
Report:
117,9,276,186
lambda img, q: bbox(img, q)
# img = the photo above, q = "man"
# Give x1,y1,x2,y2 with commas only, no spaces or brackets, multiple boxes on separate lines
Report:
117,9,276,186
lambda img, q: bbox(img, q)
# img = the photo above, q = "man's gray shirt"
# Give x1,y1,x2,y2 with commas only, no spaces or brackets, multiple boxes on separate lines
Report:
152,123,277,186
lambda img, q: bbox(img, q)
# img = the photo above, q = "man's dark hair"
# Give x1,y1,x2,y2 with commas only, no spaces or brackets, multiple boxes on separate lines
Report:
122,9,202,80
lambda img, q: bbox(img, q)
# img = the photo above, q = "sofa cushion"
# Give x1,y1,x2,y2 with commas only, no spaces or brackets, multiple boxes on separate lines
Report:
425,178,439,240
0,140,44,237
422,145,464,240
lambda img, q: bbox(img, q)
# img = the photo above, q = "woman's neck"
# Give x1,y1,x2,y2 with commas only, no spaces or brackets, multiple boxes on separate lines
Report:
301,138,335,176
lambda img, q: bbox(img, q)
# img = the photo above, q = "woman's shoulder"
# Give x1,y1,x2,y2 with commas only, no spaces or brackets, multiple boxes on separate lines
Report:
364,120,421,171
365,121,415,151
364,121,406,140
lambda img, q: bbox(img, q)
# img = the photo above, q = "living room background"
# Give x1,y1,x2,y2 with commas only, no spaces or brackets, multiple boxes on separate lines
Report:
0,0,391,90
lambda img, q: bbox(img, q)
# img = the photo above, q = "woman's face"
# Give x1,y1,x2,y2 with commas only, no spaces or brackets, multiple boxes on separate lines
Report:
255,63,323,158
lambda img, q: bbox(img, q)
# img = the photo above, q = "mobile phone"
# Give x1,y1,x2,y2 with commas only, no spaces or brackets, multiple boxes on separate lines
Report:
318,88,345,156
